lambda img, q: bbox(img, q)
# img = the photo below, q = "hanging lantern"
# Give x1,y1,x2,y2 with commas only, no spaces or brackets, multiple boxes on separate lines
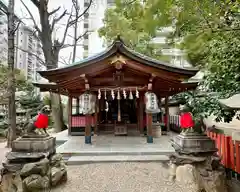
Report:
136,88,139,98
104,90,107,100
123,89,127,99
129,90,133,100
144,92,160,114
79,91,96,115
111,90,115,100
98,89,101,100
117,89,121,100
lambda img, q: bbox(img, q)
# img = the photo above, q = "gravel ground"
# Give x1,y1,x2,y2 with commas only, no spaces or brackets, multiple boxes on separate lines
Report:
51,162,189,192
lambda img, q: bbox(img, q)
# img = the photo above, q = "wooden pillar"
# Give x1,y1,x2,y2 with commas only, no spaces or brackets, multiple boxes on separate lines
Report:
146,79,153,143
165,95,170,132
76,97,80,114
94,99,99,135
85,114,91,144
68,96,72,136
139,92,144,136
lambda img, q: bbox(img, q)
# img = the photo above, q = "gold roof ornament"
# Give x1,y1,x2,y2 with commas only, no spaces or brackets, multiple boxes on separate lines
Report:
110,55,128,69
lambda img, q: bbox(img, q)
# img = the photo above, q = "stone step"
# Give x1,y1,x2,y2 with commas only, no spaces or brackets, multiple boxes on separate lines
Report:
60,150,173,157
67,155,169,165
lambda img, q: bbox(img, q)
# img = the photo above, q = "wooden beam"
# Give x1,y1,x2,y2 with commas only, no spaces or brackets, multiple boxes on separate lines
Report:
80,74,90,90
127,60,187,81
45,61,111,82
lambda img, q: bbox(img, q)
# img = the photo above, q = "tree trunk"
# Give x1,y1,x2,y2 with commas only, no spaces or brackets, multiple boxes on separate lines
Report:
50,92,65,132
7,0,16,147
72,0,78,63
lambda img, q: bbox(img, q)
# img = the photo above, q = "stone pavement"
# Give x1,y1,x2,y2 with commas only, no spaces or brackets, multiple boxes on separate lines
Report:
56,132,175,155
51,162,190,192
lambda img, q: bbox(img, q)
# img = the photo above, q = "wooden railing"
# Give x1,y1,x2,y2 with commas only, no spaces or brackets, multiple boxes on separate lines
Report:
207,130,240,180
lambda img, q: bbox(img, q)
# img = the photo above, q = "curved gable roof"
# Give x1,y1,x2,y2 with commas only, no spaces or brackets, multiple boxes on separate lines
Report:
38,37,199,77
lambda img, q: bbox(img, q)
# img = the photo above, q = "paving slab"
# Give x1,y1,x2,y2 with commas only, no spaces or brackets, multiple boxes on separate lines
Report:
56,134,175,155
67,155,170,165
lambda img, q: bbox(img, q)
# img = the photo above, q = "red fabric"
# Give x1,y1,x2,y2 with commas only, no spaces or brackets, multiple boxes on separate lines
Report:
34,113,49,129
180,112,194,129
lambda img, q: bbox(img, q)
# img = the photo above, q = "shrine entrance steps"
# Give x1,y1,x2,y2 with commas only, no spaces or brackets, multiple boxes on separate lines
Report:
54,130,175,165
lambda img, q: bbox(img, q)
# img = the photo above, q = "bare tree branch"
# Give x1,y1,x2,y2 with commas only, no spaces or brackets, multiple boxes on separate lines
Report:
76,30,90,42
60,0,93,50
0,6,7,15
68,0,93,27
20,0,41,33
59,55,71,65
51,9,67,32
49,6,61,16
60,6,74,46
12,20,21,34
15,46,45,65
61,43,83,49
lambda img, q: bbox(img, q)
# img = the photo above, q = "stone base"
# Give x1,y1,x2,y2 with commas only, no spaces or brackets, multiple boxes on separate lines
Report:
152,124,162,138
168,154,227,192
4,136,56,167
12,136,56,154
171,132,217,155
85,136,91,144
1,154,67,192
147,136,153,143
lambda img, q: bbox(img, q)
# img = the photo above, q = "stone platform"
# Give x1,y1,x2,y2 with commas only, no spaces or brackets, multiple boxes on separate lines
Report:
12,135,56,153
54,131,176,164
3,135,56,170
171,132,217,154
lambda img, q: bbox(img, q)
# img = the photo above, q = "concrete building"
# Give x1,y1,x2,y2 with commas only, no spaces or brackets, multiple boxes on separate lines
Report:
82,0,114,58
81,0,190,69
152,27,192,68
0,0,45,82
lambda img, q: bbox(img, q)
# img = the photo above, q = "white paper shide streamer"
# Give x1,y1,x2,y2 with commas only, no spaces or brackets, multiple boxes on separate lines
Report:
123,89,127,99
111,89,115,100
98,89,101,100
104,90,107,100
117,89,121,100
136,88,139,98
129,90,133,100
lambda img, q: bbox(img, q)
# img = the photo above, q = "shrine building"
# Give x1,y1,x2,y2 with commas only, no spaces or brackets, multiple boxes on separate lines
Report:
33,37,199,144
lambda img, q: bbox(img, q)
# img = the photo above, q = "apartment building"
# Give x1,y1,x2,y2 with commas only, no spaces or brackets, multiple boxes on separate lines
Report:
152,27,192,68
81,0,189,69
82,0,114,58
0,0,45,82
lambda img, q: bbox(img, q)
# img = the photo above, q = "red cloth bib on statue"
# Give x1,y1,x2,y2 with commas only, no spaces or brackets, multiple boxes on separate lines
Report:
34,113,49,129
180,112,194,129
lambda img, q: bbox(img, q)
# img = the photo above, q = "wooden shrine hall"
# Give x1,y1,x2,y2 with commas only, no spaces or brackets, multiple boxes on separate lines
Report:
33,37,199,144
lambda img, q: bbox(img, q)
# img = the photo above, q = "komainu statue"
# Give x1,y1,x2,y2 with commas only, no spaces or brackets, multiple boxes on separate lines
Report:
25,105,51,136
